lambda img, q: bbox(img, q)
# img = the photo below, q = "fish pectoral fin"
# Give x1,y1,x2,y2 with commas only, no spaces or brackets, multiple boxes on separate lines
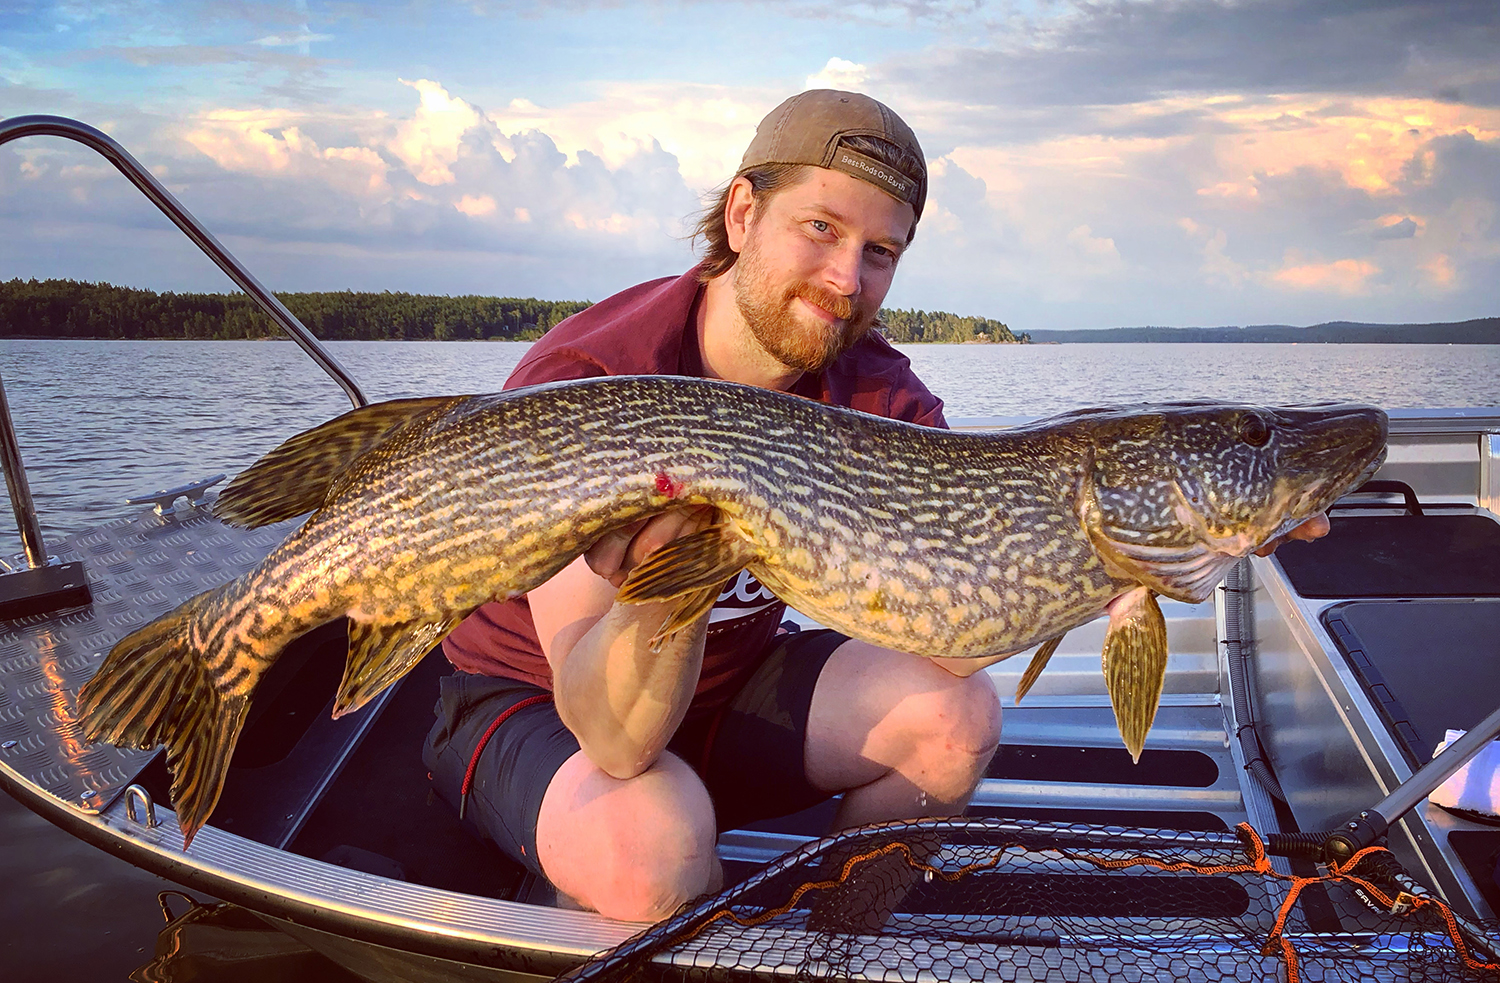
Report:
1101,588,1169,764
336,616,460,718
1014,633,1067,704
615,524,758,605
214,396,465,529
648,586,720,652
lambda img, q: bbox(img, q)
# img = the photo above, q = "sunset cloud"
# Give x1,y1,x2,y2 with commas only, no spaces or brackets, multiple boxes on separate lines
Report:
1271,256,1381,295
1,0,1495,329
1421,253,1457,288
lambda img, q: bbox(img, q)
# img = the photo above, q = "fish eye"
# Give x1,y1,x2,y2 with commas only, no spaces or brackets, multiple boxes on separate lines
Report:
1238,413,1271,447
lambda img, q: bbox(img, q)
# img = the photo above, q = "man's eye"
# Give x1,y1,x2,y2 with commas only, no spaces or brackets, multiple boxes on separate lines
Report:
810,220,830,233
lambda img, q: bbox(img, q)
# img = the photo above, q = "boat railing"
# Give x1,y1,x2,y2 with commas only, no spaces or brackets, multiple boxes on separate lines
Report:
0,115,368,410
0,373,48,570
0,114,368,609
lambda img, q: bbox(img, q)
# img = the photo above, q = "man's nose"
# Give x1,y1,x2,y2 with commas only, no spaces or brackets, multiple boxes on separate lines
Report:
821,241,861,297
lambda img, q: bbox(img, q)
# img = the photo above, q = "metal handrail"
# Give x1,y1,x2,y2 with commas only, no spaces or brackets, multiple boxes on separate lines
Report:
0,114,370,568
0,373,47,567
0,114,368,409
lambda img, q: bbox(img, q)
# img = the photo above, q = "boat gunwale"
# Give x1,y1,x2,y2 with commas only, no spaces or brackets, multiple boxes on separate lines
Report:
0,758,644,973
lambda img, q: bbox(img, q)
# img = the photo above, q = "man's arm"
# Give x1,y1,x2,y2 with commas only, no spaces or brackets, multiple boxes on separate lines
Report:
530,507,717,779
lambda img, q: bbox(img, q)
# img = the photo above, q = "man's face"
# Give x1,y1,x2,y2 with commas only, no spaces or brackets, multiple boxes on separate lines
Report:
730,167,915,373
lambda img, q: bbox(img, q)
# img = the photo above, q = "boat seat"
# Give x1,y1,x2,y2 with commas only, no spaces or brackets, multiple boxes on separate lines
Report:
1276,508,1500,598
1322,598,1500,768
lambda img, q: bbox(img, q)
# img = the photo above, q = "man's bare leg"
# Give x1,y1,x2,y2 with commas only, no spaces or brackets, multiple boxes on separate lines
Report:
802,641,1002,930
536,749,723,921
806,640,1003,827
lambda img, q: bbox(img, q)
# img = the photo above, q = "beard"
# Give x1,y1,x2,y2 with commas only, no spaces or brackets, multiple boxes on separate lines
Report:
732,231,878,374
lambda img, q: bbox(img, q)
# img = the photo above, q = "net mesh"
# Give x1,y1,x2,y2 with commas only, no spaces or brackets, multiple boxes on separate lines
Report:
557,819,1500,983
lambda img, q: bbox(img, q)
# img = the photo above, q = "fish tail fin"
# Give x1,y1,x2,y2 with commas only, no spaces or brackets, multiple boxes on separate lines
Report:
78,594,250,847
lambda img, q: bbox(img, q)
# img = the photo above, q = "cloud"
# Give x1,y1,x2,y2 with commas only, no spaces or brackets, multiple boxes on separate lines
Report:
76,43,322,70
1420,253,1456,286
0,74,714,299
3,0,1498,329
1270,255,1381,294
878,0,1500,110
1066,224,1120,262
1372,216,1418,239
806,57,868,91
391,79,486,185
251,32,332,47
455,193,496,217
482,81,773,192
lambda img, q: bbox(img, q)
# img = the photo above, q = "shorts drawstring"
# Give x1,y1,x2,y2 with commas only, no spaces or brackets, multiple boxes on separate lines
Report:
459,693,554,821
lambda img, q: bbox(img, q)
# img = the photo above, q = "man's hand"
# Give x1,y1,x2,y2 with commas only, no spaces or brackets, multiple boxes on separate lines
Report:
1254,512,1331,557
585,506,719,587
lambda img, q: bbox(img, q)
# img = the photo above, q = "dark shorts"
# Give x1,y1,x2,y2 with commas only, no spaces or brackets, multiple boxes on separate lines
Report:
422,628,848,876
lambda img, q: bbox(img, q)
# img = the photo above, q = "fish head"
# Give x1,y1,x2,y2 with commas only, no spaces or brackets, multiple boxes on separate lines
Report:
1071,402,1388,603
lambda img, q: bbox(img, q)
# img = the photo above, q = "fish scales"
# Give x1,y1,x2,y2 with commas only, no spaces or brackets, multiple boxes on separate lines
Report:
77,375,1388,843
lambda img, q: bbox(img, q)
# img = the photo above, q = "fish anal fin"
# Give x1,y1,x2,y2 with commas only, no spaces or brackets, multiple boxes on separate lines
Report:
214,396,465,529
616,525,758,605
1014,634,1066,704
336,617,459,718
1101,587,1169,763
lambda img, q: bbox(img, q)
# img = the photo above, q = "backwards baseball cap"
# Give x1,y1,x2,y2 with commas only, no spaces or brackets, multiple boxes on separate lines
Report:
738,89,927,222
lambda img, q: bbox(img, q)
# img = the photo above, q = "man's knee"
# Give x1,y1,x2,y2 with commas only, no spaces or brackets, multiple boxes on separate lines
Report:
944,670,1004,754
538,751,719,921
908,668,1003,794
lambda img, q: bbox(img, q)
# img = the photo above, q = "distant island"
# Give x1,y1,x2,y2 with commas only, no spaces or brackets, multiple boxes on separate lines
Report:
1027,319,1499,344
0,278,1020,346
4,279,1490,345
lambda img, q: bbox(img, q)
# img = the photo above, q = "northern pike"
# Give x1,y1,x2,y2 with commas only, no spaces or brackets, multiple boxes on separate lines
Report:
78,376,1387,844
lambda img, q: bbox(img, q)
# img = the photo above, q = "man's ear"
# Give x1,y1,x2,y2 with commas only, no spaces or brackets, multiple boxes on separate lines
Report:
724,176,756,254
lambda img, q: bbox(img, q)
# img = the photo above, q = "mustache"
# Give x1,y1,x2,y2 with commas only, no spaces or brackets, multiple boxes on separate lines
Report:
791,282,855,321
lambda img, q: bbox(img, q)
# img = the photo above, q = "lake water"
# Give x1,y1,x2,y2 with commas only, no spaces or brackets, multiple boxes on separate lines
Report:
1,337,1498,979
2,338,1497,560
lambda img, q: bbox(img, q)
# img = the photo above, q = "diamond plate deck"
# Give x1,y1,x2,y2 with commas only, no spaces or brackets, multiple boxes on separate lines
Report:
0,502,297,814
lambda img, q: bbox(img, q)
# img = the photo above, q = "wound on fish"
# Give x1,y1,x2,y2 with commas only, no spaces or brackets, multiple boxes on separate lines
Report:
654,471,682,498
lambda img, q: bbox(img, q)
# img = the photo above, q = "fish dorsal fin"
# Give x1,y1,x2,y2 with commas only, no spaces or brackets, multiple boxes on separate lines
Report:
1013,633,1066,704
1101,587,1168,763
334,616,461,718
214,396,465,528
615,524,760,605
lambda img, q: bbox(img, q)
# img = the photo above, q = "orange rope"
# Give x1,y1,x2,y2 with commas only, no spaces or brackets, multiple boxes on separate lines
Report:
641,824,1498,981
1065,823,1500,979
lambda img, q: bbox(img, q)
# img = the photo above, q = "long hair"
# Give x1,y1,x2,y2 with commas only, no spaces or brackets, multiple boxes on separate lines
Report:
692,134,925,283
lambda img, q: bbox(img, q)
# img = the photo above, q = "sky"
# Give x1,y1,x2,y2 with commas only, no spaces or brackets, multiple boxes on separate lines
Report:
0,0,1496,331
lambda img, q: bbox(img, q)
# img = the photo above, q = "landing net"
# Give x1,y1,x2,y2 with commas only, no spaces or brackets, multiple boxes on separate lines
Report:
557,818,1500,983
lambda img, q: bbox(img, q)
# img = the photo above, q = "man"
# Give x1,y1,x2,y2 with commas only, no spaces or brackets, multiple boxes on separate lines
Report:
424,90,1327,922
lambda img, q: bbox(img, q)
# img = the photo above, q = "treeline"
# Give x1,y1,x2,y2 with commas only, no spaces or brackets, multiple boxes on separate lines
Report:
0,279,591,341
879,307,1023,344
0,279,1025,345
1026,318,1500,344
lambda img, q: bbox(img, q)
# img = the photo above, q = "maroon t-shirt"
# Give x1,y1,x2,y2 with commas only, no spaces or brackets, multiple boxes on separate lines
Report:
442,267,948,721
